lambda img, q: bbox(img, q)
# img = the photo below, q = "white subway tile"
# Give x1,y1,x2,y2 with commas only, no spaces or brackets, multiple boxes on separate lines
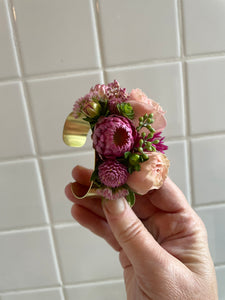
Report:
0,159,47,230
54,224,123,284
1,288,63,300
191,136,225,205
64,281,126,300
215,265,225,300
0,82,34,159
0,229,60,291
195,205,225,265
98,0,179,66
0,0,18,79
11,0,99,75
26,73,101,154
41,151,95,223
187,58,225,135
106,63,185,138
166,141,190,202
182,0,225,55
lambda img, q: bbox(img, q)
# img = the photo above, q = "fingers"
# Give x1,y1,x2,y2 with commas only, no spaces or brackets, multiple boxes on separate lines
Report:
72,165,93,186
147,177,189,213
65,183,105,219
71,204,121,251
102,197,168,272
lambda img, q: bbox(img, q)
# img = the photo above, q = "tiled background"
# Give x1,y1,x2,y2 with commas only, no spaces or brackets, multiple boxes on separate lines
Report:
0,0,225,299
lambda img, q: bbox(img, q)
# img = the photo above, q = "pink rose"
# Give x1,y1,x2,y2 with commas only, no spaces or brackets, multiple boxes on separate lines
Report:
128,88,166,133
126,152,170,195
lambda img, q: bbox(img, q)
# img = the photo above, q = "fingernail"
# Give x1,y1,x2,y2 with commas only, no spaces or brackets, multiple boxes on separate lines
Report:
103,198,126,215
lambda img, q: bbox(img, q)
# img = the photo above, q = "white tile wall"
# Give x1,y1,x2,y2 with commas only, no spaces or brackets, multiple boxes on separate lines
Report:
191,136,225,205
0,159,47,230
11,0,100,75
187,58,225,135
196,205,225,265
26,72,102,155
54,224,123,284
64,281,126,300
0,82,34,159
0,228,60,291
41,151,95,223
1,288,63,300
182,0,225,55
0,0,18,79
1,0,225,299
216,266,225,300
98,0,180,66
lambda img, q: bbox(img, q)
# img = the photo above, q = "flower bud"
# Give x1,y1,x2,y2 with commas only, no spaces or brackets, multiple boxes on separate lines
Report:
82,101,101,118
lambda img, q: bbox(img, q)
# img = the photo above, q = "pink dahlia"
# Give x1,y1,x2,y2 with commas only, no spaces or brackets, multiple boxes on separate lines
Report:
93,115,137,158
98,160,128,188
96,187,129,200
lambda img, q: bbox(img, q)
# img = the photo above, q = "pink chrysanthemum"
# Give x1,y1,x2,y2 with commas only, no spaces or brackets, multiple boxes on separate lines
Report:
93,115,137,158
96,187,129,200
98,160,128,188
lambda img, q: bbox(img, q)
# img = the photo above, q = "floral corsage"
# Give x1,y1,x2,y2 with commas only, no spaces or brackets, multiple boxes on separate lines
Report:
63,80,169,206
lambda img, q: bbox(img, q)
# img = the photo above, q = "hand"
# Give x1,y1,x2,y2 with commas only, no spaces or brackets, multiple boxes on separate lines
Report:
65,165,218,300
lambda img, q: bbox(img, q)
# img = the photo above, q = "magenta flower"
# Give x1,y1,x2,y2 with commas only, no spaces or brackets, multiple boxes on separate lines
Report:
147,132,168,154
96,187,129,200
93,115,137,158
98,160,128,188
73,80,128,118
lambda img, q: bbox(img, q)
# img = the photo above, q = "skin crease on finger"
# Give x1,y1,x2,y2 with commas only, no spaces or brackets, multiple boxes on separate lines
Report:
65,166,218,300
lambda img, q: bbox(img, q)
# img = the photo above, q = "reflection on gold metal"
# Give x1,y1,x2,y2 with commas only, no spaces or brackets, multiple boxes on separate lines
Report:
63,112,90,147
71,181,98,199
70,151,99,199
12,6,16,22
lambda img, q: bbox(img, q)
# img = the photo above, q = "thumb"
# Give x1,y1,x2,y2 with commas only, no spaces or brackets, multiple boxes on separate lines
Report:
102,197,165,270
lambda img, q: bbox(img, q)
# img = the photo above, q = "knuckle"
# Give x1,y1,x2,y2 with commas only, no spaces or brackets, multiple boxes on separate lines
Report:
118,219,143,245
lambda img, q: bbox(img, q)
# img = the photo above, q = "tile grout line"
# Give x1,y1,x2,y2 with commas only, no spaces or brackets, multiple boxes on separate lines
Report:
90,0,106,84
4,1,66,299
0,277,126,296
176,0,193,206
1,196,225,235
1,52,225,85
1,131,225,164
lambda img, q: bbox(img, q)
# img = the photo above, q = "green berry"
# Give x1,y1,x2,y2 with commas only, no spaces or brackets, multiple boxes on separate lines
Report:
142,153,149,160
138,147,143,153
139,139,144,146
129,154,140,165
148,133,154,139
149,113,153,118
153,139,160,144
139,116,144,122
141,132,146,138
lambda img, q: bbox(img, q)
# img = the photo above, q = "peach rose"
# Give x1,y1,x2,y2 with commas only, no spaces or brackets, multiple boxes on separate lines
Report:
128,88,166,133
126,152,170,195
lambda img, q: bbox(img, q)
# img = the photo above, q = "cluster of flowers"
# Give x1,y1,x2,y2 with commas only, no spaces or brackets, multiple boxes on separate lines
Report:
73,80,169,205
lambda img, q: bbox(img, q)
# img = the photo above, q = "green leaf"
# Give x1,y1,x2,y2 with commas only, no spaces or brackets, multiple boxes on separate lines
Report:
90,169,99,182
117,103,134,119
126,190,135,207
124,151,131,159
